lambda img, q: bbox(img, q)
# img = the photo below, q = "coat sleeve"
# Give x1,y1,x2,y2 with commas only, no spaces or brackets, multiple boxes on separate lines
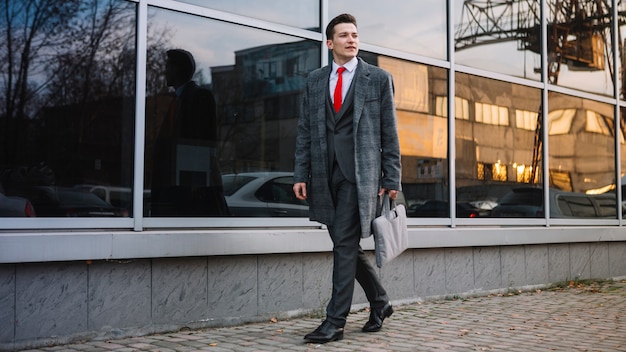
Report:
293,80,312,184
379,72,402,191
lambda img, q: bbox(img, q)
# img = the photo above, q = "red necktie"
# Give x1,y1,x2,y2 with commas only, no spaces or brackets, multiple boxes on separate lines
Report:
334,67,346,112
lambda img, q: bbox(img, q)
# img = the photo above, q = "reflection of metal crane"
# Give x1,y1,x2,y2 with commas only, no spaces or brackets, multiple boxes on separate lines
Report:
455,0,624,184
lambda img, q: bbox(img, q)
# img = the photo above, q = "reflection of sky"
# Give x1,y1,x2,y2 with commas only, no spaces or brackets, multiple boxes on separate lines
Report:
330,0,446,59
455,42,542,80
150,7,307,84
176,0,319,29
455,38,613,96
153,2,616,96
453,1,614,96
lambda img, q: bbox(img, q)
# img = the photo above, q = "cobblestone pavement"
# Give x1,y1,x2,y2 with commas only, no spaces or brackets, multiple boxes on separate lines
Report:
20,280,626,352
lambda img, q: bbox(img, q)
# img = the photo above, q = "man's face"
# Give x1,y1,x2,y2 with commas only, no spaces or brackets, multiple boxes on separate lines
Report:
326,22,359,64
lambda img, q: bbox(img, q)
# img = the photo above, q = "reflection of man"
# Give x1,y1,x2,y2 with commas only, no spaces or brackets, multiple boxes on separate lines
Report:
151,49,229,216
293,14,401,343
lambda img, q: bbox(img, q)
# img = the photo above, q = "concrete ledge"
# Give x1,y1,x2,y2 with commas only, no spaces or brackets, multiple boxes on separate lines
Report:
2,226,626,263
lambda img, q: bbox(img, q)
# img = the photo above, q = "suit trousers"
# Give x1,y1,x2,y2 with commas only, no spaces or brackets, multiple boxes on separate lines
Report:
325,163,389,327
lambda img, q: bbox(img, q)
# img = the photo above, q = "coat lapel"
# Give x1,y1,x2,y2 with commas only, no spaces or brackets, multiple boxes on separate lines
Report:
353,58,370,129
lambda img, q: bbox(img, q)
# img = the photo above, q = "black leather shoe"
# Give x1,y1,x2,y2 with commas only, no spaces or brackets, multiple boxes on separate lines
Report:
362,302,393,332
304,320,344,343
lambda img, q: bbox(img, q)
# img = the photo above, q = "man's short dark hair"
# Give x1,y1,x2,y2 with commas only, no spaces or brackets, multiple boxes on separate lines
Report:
325,13,357,40
166,49,196,81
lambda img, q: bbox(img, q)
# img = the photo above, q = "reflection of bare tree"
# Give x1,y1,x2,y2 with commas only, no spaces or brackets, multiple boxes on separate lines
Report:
44,0,137,106
0,0,171,169
1,0,80,162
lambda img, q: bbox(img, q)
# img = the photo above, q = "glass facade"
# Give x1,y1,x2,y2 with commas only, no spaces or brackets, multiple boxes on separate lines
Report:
1,0,625,227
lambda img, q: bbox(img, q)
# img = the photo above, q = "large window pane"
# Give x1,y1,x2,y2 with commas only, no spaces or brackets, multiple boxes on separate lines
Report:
456,73,542,218
0,0,136,218
330,1,446,60
175,0,319,30
548,93,617,218
145,7,319,217
364,54,449,217
546,0,614,97
454,0,541,81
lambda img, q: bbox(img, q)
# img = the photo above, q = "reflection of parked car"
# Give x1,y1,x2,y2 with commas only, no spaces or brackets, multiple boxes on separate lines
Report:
73,185,132,210
491,187,617,218
222,172,308,217
73,185,150,215
407,200,488,218
0,192,36,217
456,184,514,210
19,186,125,217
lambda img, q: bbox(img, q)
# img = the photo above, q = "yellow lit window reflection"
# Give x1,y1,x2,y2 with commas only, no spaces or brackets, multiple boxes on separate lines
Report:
435,96,470,120
547,109,575,135
515,109,538,131
475,102,509,126
514,163,533,183
585,110,611,135
477,161,508,182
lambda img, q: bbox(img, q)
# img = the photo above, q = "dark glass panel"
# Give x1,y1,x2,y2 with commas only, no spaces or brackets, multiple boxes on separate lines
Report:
144,7,320,217
0,0,137,217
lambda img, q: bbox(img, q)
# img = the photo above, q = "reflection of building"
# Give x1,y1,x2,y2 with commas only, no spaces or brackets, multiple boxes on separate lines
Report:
384,58,617,202
211,41,320,173
548,94,616,192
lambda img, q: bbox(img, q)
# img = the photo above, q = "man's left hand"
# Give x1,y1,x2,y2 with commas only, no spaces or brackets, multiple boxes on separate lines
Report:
379,188,398,200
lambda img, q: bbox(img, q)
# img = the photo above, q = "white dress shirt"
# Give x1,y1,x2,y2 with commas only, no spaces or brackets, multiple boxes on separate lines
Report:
329,57,358,106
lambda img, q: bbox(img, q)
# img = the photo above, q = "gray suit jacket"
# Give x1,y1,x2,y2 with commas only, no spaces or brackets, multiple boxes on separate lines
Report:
294,57,401,238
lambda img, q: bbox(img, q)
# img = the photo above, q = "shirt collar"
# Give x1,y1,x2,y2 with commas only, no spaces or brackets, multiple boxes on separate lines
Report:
175,81,192,96
332,57,358,74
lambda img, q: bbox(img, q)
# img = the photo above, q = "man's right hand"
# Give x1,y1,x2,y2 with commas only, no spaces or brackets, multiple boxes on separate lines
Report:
293,182,307,200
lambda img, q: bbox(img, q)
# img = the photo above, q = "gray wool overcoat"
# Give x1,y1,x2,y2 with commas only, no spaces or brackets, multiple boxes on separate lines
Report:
293,57,401,238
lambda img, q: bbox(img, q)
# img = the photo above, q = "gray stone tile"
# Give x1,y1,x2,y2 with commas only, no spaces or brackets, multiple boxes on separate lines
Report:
88,260,151,330
301,252,332,314
444,248,474,294
0,265,15,343
15,262,88,340
589,242,610,279
608,242,626,278
413,248,446,297
525,245,548,285
473,246,501,290
152,257,207,324
258,254,303,314
548,243,570,283
569,243,591,280
501,246,526,287
208,255,258,318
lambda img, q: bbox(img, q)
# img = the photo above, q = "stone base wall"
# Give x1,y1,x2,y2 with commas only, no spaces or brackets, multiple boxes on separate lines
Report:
2,242,626,351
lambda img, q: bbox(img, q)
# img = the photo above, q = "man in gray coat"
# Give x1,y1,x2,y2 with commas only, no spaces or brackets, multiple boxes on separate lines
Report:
293,13,401,343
